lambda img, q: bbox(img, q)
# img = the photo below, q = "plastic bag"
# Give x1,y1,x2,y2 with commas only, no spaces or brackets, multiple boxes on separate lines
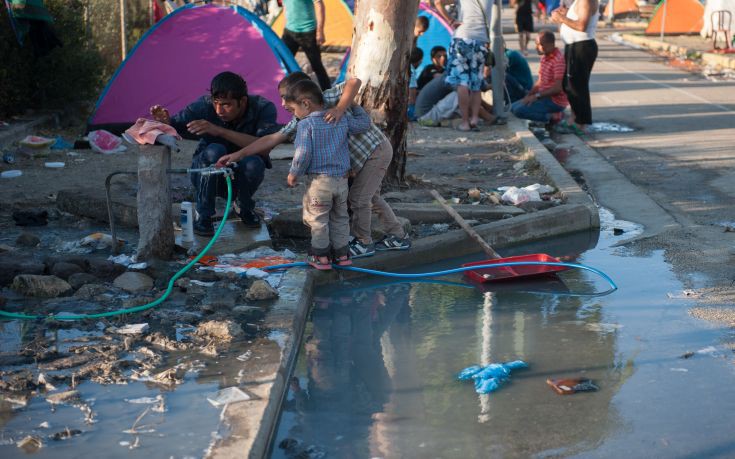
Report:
88,130,127,154
501,186,541,205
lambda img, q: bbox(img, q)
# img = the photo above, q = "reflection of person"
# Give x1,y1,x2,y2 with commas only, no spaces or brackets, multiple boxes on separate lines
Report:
511,31,568,124
283,80,370,269
281,0,331,90
551,0,598,132
150,71,279,235
512,0,535,55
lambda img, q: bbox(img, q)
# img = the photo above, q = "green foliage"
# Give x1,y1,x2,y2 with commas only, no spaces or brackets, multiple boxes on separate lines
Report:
0,0,104,117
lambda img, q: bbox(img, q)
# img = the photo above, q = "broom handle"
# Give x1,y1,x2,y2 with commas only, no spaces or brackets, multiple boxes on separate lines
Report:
430,189,501,259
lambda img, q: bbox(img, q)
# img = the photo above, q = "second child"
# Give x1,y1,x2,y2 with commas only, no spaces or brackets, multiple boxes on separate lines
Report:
283,80,371,270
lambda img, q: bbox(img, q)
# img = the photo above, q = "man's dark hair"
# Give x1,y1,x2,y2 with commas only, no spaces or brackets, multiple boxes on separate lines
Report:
539,30,555,45
210,71,248,100
284,79,324,105
430,46,447,59
415,16,429,32
410,47,424,66
278,71,311,91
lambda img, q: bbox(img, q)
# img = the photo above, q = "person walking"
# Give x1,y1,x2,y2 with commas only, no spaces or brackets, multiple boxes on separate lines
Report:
511,0,534,55
281,0,331,90
551,0,598,132
434,0,493,132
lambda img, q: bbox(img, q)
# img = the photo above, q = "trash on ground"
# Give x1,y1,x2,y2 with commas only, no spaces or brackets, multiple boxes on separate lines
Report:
17,435,43,452
88,130,126,154
50,136,74,150
1,170,22,178
44,162,65,168
207,386,251,407
546,377,599,395
114,323,150,335
108,253,146,269
500,186,542,205
245,267,269,279
457,360,528,394
19,135,55,148
189,279,215,287
667,289,698,299
3,150,16,163
80,232,124,250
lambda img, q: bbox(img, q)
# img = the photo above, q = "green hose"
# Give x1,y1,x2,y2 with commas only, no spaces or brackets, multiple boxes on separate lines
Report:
0,175,233,322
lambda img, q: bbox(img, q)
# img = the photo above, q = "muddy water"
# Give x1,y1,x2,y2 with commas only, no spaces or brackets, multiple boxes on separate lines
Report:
272,212,735,458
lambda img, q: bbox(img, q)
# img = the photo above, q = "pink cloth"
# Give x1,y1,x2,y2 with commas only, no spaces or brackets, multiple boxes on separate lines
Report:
124,118,181,145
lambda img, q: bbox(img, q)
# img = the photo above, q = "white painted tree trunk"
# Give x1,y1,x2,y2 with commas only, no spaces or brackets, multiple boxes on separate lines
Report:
348,0,420,183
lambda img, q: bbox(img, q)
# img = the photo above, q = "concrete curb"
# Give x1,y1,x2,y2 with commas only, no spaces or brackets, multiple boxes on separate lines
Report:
211,120,601,456
620,33,735,70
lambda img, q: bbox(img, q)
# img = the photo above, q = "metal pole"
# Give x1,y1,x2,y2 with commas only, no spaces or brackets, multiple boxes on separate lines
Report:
659,0,667,42
120,0,127,61
490,0,506,119
607,0,615,25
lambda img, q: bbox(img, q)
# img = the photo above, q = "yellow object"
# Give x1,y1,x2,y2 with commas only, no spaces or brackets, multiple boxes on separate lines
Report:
271,0,354,49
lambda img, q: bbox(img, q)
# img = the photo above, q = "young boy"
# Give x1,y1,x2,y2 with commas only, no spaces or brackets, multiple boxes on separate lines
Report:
407,47,424,120
283,80,371,270
417,45,447,90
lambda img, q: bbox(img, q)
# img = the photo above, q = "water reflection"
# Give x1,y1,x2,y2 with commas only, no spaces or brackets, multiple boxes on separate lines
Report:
274,272,621,458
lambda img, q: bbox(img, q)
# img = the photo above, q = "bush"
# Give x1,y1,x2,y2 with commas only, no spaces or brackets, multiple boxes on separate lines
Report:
0,0,105,118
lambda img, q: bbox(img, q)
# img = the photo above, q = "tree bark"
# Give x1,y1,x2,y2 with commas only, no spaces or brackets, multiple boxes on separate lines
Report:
348,0,420,184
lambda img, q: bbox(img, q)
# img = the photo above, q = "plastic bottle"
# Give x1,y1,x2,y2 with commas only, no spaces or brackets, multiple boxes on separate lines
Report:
180,201,194,242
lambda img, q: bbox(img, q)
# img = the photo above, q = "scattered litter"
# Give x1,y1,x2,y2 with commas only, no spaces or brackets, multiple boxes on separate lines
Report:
3,150,15,164
667,289,698,299
236,350,252,362
125,395,163,405
190,280,215,287
245,267,269,279
79,232,124,250
1,170,22,179
108,253,146,269
613,228,625,235
696,346,719,355
268,330,288,349
19,135,55,148
207,386,251,407
680,351,695,359
50,136,74,150
524,183,555,194
670,368,689,372
39,421,50,429
500,186,541,205
547,377,599,394
46,390,81,405
17,435,43,453
88,130,127,154
457,360,527,394
450,197,461,204
67,151,81,157
114,323,150,335
585,322,622,333
51,428,82,441
44,161,65,168
587,122,634,133
432,223,450,232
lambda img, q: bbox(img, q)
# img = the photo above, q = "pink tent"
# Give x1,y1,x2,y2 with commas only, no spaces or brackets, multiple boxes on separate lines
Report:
88,4,299,132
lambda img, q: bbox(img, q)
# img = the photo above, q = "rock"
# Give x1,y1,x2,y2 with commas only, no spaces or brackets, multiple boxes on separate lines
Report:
195,320,244,342
245,280,279,301
12,208,48,226
12,275,72,297
120,295,155,308
51,262,83,280
86,258,125,280
0,260,45,287
232,305,266,321
44,255,90,271
67,272,98,290
0,243,16,253
73,283,109,299
17,435,43,453
113,272,154,293
467,188,482,200
15,231,40,247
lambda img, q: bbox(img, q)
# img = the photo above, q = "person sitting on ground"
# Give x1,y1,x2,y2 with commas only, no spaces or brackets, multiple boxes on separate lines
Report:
408,47,424,121
510,30,568,126
284,80,371,269
281,0,331,90
417,45,448,91
504,47,534,103
415,67,496,127
150,71,279,236
216,72,412,258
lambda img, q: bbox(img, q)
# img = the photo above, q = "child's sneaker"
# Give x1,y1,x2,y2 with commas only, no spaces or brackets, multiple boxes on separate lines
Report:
375,235,411,251
348,238,375,258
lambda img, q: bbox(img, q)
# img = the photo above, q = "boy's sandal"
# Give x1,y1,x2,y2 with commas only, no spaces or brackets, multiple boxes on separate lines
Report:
334,254,352,266
307,254,332,270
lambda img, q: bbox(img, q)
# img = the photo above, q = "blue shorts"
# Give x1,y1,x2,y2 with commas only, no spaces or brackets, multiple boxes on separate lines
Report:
445,38,488,92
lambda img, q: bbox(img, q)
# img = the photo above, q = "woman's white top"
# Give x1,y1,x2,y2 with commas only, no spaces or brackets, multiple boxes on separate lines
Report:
560,0,599,44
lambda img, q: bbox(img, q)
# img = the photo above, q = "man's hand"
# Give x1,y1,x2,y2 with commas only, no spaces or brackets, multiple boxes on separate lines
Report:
287,173,298,187
316,28,325,46
215,153,238,168
324,107,345,123
521,93,536,106
186,120,221,137
150,105,170,124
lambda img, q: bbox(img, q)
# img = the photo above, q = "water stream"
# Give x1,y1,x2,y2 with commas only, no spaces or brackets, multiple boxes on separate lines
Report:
272,211,735,458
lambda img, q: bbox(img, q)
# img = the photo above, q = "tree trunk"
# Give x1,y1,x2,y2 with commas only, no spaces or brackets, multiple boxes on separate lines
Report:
348,0,420,184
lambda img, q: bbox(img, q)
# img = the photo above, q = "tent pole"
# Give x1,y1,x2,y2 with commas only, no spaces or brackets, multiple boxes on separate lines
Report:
120,0,127,61
659,0,666,42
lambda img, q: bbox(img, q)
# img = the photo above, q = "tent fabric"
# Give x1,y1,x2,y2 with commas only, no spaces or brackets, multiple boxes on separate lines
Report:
335,3,452,84
270,0,354,48
645,0,704,35
89,4,299,132
603,0,639,17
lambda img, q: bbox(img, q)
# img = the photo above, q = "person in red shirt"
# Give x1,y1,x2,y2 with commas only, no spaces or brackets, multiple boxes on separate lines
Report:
510,30,568,125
